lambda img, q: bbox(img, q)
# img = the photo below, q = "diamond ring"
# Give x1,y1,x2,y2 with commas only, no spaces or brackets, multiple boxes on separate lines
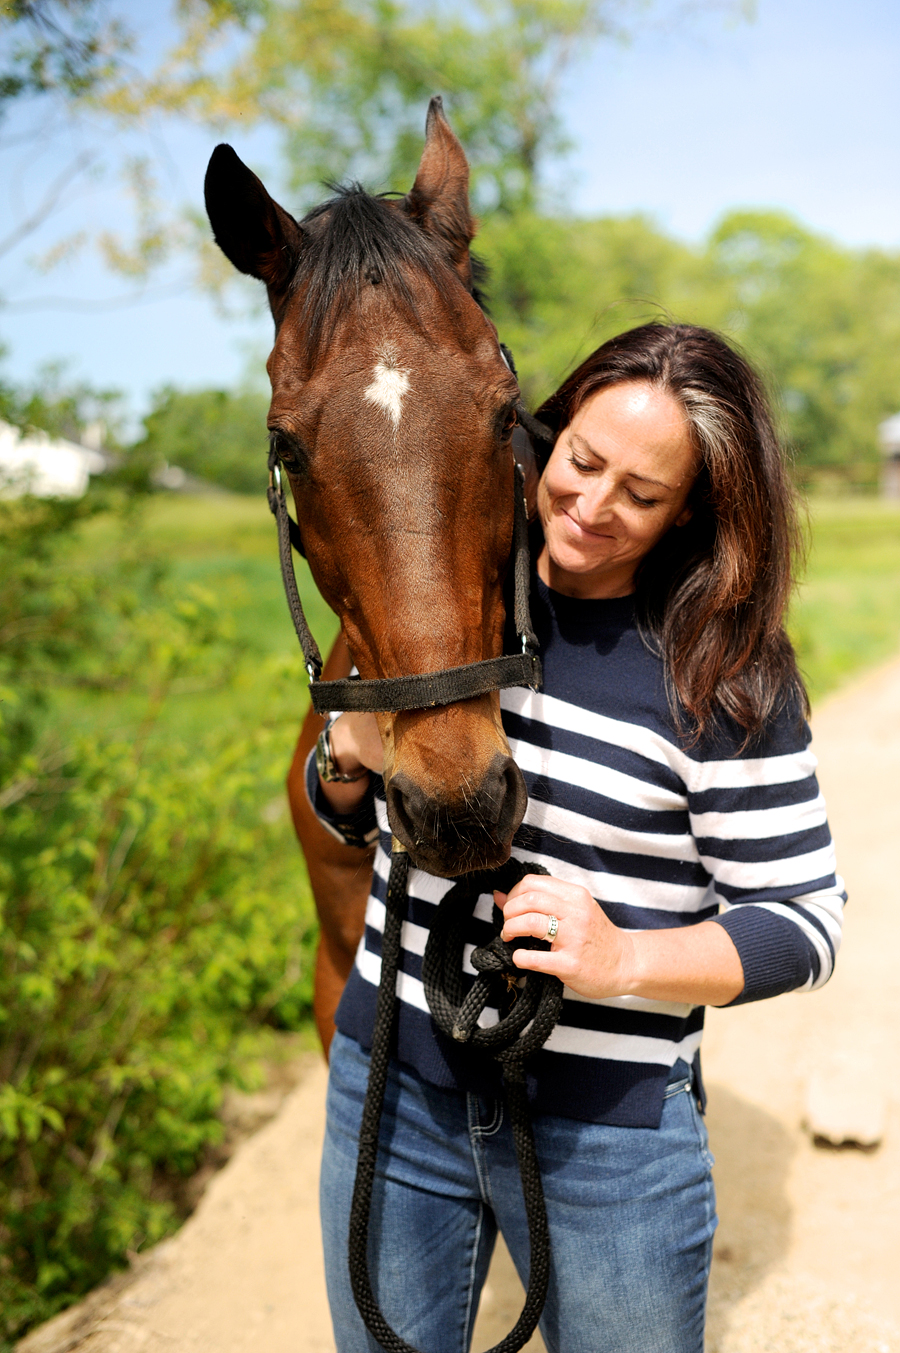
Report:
545,915,559,941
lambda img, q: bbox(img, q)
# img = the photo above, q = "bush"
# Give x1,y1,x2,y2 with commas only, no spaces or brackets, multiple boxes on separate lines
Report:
130,387,270,494
0,493,316,1344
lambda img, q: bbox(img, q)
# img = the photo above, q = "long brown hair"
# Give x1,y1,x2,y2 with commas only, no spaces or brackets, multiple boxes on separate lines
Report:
536,322,807,742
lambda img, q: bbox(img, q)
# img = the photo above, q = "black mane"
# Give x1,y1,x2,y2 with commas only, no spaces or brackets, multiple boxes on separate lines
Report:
291,185,487,355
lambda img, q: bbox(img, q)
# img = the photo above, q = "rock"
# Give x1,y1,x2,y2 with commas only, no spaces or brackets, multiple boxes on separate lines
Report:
804,1067,887,1148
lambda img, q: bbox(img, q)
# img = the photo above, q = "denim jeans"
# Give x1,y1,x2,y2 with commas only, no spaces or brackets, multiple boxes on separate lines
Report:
320,1031,717,1353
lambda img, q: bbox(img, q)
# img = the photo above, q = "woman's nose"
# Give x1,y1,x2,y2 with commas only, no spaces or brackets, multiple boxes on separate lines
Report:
582,476,616,520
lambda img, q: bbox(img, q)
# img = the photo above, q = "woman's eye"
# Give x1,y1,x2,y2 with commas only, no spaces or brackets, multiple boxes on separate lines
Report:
569,454,592,473
628,490,657,507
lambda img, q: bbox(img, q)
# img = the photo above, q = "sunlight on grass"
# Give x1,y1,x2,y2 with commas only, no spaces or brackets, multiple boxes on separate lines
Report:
67,490,900,744
791,498,900,704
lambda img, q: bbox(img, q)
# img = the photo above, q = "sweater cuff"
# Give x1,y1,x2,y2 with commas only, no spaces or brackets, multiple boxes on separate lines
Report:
712,906,817,1006
304,747,379,849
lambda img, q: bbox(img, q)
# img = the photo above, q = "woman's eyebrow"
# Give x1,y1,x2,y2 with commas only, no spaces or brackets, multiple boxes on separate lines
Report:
570,434,677,493
627,470,676,491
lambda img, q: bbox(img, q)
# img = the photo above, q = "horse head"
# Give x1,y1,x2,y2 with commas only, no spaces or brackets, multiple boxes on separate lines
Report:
204,98,529,877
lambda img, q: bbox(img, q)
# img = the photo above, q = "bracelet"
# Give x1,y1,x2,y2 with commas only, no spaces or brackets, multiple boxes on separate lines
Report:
315,718,369,784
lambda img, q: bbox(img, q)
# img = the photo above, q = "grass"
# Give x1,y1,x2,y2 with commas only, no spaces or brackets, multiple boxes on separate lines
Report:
791,497,900,704
59,490,900,745
59,494,340,745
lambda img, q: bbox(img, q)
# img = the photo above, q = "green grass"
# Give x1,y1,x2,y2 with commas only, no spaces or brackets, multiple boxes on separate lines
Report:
791,497,900,704
59,490,900,743
58,494,341,744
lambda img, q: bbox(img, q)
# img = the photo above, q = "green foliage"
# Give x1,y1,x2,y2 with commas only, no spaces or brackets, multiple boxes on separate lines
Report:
790,499,900,701
478,209,900,486
132,386,270,495
0,492,317,1344
0,358,124,447
117,0,736,215
0,1,129,111
699,212,900,483
479,210,695,403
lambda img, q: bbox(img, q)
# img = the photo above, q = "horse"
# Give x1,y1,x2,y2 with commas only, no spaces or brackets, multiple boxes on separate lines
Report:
204,98,541,1052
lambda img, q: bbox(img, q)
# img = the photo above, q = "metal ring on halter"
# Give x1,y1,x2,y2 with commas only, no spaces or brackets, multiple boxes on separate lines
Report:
545,915,559,942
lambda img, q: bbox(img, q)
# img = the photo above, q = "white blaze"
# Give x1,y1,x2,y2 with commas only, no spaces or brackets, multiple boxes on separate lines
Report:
364,359,411,429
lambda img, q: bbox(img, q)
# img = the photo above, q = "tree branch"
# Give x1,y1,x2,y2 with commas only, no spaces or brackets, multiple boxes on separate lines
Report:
0,148,94,258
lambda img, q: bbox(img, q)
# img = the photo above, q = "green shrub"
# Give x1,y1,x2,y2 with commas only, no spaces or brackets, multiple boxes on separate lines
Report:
130,387,270,494
0,494,316,1345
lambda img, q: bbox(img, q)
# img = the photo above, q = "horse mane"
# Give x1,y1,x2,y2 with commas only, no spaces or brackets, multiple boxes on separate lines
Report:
292,184,488,358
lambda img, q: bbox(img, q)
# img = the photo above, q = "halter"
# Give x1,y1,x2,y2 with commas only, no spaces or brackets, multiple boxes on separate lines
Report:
266,436,541,715
266,386,562,1353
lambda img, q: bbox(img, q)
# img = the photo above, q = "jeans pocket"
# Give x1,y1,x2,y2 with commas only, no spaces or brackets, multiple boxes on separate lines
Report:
686,1089,715,1171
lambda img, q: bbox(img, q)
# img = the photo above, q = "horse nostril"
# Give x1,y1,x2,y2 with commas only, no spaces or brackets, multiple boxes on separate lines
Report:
385,755,527,868
476,752,523,829
384,772,426,853
493,755,528,842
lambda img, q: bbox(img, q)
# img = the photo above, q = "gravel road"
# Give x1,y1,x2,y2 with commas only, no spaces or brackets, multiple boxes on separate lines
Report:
19,655,900,1353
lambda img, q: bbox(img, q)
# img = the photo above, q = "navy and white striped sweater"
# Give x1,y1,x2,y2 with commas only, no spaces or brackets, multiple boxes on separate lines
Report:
309,579,845,1128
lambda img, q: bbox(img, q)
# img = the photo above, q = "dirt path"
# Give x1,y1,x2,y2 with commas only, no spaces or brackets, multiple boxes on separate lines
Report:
19,656,900,1353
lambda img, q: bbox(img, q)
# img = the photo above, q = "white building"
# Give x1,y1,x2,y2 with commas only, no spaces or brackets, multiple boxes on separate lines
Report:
878,412,900,500
0,420,107,498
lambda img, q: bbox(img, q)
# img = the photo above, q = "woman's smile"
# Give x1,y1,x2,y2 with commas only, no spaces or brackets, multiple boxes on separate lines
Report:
537,380,698,599
560,507,616,540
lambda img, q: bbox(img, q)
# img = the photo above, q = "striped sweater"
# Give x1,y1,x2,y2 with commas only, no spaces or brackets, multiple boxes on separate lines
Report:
309,579,845,1128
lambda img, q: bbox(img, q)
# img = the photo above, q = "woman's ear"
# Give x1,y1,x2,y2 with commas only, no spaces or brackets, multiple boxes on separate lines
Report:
675,504,694,528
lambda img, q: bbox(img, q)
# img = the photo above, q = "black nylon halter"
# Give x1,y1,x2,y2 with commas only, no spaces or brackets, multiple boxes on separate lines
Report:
266,440,542,714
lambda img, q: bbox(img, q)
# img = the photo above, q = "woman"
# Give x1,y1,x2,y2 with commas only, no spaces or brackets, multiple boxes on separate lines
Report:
306,322,845,1353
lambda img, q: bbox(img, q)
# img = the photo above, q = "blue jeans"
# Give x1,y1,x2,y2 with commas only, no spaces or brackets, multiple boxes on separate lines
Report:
320,1032,716,1353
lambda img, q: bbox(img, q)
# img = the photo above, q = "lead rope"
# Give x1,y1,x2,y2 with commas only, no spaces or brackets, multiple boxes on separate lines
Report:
347,850,564,1353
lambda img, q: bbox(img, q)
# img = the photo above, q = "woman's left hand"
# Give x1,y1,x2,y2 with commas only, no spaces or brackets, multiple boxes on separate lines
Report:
497,874,637,1001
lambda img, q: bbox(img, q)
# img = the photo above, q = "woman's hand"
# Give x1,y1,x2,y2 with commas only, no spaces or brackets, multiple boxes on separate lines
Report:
497,874,636,1001
318,713,383,814
329,712,384,776
497,873,746,1007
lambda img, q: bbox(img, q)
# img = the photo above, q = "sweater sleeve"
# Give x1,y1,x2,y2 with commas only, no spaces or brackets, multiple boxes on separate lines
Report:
303,746,380,849
683,701,846,1005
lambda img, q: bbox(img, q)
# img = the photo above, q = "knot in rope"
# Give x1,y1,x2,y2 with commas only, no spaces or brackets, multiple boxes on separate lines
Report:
471,933,518,973
421,859,563,1063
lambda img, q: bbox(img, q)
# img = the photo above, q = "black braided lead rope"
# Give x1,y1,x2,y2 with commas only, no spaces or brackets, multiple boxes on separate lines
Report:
348,851,564,1353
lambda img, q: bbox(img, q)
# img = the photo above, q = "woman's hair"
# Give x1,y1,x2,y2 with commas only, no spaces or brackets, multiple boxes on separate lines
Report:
535,321,807,743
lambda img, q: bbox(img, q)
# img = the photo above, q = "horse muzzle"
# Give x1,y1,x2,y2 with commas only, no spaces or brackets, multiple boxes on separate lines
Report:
385,752,528,877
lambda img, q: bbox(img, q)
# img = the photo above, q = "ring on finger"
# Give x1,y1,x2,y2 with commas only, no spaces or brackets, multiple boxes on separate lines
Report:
545,914,559,941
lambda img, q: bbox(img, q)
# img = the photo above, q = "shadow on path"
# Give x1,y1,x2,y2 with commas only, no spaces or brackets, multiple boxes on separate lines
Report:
704,1084,795,1351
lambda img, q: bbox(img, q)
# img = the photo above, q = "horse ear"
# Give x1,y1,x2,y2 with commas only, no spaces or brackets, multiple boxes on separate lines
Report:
403,96,475,277
204,144,302,293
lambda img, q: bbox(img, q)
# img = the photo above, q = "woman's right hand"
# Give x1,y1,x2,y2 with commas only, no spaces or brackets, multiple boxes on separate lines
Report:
329,712,384,777
318,713,383,813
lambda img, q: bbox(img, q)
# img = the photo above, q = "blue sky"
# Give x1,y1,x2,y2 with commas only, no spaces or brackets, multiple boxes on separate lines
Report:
2,0,899,426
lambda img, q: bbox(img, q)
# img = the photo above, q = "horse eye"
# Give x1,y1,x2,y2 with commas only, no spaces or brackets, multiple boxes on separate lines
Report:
500,406,518,437
270,429,305,471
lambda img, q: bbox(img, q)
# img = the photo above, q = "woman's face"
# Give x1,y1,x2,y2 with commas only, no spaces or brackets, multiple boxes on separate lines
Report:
537,380,698,599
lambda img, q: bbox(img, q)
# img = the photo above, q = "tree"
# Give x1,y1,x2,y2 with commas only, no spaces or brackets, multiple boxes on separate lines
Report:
0,0,126,111
133,386,271,494
103,0,746,215
694,212,900,483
